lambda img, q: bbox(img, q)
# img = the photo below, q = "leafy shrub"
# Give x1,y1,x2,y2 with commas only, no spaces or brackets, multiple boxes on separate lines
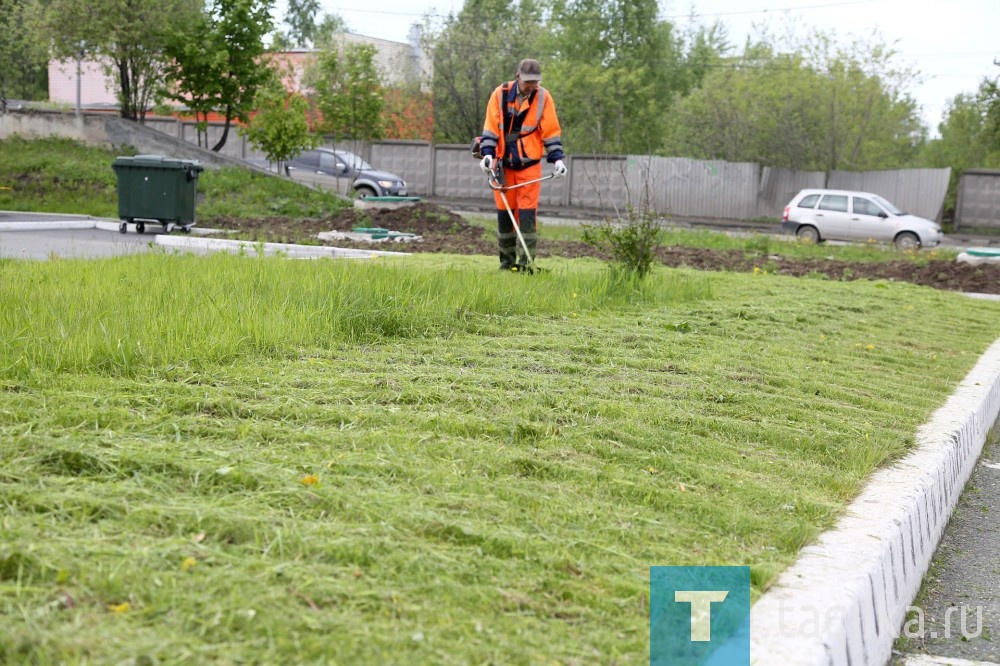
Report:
582,206,664,280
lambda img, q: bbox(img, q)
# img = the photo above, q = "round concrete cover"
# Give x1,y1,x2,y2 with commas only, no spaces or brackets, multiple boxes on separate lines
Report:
965,247,1000,257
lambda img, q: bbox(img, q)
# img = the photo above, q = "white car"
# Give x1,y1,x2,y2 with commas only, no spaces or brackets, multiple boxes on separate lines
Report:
781,189,943,250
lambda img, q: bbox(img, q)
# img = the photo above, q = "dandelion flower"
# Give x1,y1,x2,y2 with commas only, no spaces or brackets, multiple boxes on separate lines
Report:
108,602,131,614
300,474,320,486
181,557,198,572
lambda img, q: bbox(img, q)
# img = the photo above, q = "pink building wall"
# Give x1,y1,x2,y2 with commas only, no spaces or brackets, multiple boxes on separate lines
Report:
47,33,428,110
48,59,119,107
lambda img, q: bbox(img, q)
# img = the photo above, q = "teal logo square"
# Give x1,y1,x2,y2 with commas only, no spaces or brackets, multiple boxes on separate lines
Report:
650,566,750,665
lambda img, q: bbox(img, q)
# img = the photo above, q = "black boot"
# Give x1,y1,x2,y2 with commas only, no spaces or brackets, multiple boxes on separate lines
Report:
497,210,517,269
515,209,538,270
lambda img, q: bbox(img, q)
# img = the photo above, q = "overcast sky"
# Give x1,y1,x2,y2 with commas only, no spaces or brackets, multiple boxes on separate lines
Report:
278,0,1000,133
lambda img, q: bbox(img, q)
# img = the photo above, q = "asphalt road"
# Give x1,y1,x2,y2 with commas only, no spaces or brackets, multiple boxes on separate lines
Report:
892,432,1000,665
0,227,165,260
0,212,171,260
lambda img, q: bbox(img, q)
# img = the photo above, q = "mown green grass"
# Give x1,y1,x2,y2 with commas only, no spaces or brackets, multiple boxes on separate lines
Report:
2,251,998,664
0,136,347,220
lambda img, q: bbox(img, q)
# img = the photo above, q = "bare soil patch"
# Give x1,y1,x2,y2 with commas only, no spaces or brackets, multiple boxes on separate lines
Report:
205,202,1000,295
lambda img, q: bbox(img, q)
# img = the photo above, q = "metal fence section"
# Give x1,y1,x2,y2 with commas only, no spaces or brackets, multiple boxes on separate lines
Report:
568,156,630,210
119,116,954,222
955,169,1000,230
644,158,759,219
828,168,951,222
758,167,826,218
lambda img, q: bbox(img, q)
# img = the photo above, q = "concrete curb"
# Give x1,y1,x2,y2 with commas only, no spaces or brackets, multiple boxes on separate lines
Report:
749,338,1000,665
901,655,1000,665
0,218,409,259
0,220,97,231
153,235,409,259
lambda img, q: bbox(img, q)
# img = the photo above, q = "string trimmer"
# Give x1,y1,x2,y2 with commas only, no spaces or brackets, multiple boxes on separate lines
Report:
487,169,556,273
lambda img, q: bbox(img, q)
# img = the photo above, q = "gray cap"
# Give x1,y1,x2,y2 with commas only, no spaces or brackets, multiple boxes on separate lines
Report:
517,59,542,82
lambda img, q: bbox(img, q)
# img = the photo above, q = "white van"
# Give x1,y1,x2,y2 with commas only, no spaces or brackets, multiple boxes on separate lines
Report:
781,189,943,250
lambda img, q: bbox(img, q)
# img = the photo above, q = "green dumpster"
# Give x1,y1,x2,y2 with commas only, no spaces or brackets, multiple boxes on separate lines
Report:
111,155,204,234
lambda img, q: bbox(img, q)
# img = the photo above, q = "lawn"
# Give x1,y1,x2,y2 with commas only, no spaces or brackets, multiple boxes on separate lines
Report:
0,136,348,221
2,251,998,664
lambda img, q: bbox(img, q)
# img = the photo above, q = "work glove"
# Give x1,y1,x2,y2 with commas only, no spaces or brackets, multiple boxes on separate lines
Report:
554,160,567,177
480,154,495,174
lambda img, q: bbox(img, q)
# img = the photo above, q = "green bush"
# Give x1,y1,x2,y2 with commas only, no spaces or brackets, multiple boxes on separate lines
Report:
582,206,664,280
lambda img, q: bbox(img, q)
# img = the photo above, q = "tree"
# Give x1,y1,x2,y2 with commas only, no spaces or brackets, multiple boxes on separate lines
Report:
163,12,223,148
675,21,732,97
270,10,344,50
207,0,274,152
284,0,320,47
983,60,1000,153
801,31,924,170
163,0,274,152
383,86,434,141
0,0,48,111
42,0,202,121
313,13,348,48
665,47,829,168
305,42,384,141
544,0,689,154
240,64,316,169
918,68,1000,217
426,0,547,144
665,29,925,171
426,0,715,153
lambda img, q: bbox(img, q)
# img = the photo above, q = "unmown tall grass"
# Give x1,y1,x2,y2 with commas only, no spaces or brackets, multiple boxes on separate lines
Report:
0,253,710,377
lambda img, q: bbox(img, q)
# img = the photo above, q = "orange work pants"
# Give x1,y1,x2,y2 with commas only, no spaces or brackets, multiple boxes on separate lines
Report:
494,162,541,268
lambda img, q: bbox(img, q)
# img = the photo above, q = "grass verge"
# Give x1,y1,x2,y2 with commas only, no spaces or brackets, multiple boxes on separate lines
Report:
1,252,998,663
0,136,347,220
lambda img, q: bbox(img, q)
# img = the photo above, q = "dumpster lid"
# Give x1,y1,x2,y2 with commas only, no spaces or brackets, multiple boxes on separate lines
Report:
112,155,204,170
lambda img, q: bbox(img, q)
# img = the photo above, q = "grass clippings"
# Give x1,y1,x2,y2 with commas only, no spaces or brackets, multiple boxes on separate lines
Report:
1,252,998,664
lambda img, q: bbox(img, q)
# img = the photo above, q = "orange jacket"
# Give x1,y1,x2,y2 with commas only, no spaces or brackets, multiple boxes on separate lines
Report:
480,81,564,168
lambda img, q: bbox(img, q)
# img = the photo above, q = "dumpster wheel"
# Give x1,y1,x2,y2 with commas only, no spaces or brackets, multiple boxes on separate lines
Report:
136,222,145,234
119,221,128,234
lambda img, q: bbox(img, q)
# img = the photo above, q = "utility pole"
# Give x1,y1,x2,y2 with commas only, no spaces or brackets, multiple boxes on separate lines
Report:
75,41,85,118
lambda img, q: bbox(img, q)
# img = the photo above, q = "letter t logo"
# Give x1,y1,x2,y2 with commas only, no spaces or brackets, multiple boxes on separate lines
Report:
674,590,729,641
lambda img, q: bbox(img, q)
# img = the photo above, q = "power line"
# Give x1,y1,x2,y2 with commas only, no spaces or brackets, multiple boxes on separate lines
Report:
663,0,884,20
322,0,887,22
312,2,998,64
